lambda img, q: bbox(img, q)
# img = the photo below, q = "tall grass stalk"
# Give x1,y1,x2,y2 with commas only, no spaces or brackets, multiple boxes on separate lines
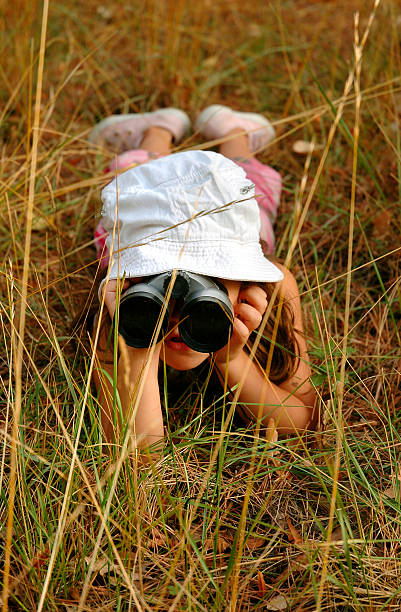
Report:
316,8,367,609
2,2,49,611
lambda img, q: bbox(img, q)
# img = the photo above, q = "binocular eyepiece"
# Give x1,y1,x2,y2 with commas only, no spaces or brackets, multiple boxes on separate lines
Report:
117,270,234,353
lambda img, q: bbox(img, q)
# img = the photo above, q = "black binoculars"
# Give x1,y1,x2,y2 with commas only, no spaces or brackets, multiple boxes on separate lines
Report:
118,270,234,353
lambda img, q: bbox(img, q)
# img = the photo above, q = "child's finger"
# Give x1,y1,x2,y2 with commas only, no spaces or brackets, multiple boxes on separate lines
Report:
230,317,251,347
238,286,267,314
103,293,117,317
234,302,263,333
101,278,129,297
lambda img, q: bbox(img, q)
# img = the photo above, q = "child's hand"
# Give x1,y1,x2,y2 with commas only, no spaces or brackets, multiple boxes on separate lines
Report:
101,278,131,319
214,285,267,365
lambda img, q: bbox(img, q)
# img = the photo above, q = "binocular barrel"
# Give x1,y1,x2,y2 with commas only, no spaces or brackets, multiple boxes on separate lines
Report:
118,271,234,353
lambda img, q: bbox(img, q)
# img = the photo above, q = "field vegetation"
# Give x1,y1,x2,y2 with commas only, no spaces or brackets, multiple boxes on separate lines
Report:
0,0,400,609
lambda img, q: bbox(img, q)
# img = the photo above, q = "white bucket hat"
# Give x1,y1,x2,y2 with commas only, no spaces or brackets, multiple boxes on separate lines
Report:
100,150,283,283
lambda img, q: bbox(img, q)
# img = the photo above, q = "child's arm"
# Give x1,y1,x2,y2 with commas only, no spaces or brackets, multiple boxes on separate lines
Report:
93,280,164,451
214,266,317,434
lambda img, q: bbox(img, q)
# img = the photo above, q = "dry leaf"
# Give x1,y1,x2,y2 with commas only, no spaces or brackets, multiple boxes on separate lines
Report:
266,593,288,610
265,418,281,466
257,571,267,597
286,517,303,545
329,527,347,549
330,526,343,541
84,555,139,581
382,463,401,498
84,555,109,575
292,140,322,154
32,214,54,231
372,210,392,237
149,527,167,549
69,588,80,601
246,536,265,550
383,484,398,499
265,418,278,446
249,23,262,37
203,56,218,68
97,6,114,20
217,531,233,553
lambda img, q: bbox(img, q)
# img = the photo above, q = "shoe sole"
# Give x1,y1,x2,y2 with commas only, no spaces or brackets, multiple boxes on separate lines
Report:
89,108,191,144
195,104,274,133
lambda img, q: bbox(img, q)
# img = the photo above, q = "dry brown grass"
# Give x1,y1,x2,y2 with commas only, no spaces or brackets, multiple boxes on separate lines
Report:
0,0,400,610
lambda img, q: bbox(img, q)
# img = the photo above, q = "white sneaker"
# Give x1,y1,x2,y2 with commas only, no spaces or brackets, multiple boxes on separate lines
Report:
88,108,191,153
195,104,275,153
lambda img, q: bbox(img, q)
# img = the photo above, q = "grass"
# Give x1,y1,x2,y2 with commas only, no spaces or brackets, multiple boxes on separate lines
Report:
1,0,401,609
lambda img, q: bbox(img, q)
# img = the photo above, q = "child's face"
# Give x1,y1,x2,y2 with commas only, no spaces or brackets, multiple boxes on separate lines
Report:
162,278,241,371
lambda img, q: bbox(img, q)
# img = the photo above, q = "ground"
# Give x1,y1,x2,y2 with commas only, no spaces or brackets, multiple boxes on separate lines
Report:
0,0,400,610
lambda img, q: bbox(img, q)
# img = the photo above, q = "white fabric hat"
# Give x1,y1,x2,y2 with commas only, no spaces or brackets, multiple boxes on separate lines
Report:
100,150,283,283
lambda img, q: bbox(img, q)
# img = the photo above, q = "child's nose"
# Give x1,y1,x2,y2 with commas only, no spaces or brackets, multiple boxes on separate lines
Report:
168,298,184,325
168,298,179,321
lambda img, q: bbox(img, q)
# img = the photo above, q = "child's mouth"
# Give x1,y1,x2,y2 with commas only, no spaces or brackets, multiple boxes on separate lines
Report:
165,331,191,351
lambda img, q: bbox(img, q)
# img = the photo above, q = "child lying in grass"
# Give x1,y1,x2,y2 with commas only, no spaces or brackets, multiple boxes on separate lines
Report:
88,105,317,450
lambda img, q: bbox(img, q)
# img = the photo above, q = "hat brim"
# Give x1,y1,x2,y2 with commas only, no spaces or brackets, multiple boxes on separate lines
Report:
107,238,284,283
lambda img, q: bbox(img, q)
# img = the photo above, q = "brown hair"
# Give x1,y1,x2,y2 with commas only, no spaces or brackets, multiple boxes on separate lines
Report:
245,280,300,385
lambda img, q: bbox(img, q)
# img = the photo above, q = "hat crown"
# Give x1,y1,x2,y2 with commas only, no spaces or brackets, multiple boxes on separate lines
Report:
101,150,259,243
100,150,283,283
